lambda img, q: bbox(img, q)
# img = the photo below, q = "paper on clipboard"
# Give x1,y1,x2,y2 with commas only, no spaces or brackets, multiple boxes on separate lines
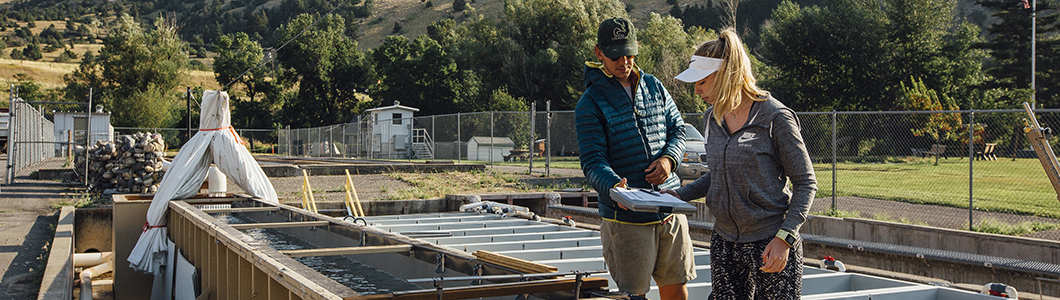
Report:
609,187,697,214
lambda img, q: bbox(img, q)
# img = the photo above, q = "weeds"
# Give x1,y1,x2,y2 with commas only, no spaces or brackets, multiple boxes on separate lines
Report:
815,207,862,218
812,208,927,226
51,192,97,209
970,218,1060,236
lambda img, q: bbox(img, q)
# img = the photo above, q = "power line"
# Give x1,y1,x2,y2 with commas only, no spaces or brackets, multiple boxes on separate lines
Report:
219,0,353,92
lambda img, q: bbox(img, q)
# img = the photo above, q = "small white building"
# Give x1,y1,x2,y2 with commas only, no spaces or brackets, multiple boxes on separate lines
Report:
364,101,419,159
53,110,114,154
467,136,514,161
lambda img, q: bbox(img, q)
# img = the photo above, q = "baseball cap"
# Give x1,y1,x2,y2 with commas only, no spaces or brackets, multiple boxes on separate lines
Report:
597,17,638,60
675,55,725,83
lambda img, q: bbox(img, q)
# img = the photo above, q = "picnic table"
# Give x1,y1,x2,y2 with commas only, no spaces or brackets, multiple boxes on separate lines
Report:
504,150,533,162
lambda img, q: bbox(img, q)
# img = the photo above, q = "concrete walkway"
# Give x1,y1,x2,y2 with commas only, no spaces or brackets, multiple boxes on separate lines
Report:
0,156,81,299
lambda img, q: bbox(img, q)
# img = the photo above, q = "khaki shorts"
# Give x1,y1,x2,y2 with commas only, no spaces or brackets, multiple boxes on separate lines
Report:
600,214,696,295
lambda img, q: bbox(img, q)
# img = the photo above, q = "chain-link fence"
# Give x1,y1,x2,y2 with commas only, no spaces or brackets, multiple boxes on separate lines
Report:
794,110,1059,235
273,108,1060,234
6,98,92,184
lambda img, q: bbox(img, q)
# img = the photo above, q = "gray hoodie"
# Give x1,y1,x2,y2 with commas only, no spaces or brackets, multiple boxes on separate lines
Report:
675,96,817,243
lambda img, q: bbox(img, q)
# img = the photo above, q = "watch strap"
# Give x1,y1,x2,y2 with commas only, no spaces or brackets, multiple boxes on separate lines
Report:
776,229,796,248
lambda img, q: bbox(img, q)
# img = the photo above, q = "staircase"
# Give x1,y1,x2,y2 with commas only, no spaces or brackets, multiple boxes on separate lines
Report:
411,128,434,160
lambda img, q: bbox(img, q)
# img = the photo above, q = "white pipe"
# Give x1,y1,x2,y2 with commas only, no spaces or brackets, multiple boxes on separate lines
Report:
79,260,114,300
73,252,113,267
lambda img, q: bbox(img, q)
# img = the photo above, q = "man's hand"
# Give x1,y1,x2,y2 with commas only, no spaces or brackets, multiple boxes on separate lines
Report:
614,178,630,210
759,237,791,273
645,157,674,185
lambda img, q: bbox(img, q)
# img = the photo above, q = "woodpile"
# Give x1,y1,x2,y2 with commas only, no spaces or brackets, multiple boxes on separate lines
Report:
75,132,167,194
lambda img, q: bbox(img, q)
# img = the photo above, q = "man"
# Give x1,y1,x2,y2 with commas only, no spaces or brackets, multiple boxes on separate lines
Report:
575,17,694,300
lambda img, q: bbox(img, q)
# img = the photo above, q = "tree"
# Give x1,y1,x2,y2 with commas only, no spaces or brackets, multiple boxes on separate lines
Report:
759,0,985,111
371,35,479,116
63,14,188,128
274,13,374,127
22,43,42,60
500,0,627,109
975,0,1060,108
637,13,717,114
488,88,532,149
214,32,288,130
760,0,889,111
898,77,963,165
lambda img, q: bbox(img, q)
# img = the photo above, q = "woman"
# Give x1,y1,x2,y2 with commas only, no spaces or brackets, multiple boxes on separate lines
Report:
662,28,817,299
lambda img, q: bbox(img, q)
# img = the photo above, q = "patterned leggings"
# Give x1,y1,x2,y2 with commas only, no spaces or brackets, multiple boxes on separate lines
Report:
708,232,803,300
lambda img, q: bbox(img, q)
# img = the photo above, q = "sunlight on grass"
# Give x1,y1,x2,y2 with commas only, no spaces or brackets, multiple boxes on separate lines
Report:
812,208,929,226
814,158,1060,218
461,156,583,170
383,170,562,200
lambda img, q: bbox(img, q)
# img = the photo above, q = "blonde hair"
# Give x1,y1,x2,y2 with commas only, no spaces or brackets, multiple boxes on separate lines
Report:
694,28,768,125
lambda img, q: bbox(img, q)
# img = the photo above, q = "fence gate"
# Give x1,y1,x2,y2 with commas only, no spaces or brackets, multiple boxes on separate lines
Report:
6,96,91,185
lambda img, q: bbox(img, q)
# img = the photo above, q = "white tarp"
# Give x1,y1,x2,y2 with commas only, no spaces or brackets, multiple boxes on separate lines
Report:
128,90,278,275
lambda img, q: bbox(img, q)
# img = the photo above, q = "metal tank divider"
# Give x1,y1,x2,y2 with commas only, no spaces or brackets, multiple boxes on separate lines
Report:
165,194,609,300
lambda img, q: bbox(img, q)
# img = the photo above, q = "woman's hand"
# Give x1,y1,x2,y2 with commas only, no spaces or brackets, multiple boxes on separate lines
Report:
759,237,790,273
660,188,681,200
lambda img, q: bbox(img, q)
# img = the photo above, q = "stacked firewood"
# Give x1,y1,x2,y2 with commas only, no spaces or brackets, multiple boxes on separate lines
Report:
75,132,167,194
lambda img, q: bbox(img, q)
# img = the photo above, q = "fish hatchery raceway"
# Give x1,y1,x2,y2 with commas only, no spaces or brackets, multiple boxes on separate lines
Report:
2,156,1060,299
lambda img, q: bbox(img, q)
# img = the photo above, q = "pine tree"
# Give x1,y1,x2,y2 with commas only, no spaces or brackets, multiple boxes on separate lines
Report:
974,0,1060,107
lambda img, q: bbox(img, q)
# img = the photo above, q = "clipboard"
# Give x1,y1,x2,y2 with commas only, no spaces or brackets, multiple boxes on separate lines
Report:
609,187,697,214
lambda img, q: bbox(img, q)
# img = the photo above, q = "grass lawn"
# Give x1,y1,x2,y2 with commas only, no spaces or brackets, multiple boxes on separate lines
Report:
814,157,1060,218
460,156,583,170
299,154,1058,219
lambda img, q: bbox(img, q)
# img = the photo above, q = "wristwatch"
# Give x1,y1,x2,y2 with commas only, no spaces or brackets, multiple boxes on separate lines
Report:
776,229,797,248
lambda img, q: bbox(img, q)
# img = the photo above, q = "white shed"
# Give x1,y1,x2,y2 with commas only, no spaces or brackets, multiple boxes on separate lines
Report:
364,101,419,158
53,110,114,154
467,136,515,161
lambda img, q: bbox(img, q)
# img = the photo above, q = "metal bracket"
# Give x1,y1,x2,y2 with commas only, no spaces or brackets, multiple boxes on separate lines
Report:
573,272,584,300
471,264,484,285
435,253,446,273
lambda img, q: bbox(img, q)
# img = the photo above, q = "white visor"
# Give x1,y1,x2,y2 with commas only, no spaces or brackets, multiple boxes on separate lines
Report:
674,55,724,83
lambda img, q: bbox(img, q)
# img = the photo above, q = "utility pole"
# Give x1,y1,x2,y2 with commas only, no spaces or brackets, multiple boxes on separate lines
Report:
1031,0,1036,108
187,87,192,145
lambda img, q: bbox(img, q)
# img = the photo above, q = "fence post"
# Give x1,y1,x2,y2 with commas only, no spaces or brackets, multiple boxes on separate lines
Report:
831,110,837,211
529,102,536,174
6,84,14,184
490,112,495,168
85,88,92,186
546,100,551,177
968,110,975,231
457,113,461,163
431,115,436,160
